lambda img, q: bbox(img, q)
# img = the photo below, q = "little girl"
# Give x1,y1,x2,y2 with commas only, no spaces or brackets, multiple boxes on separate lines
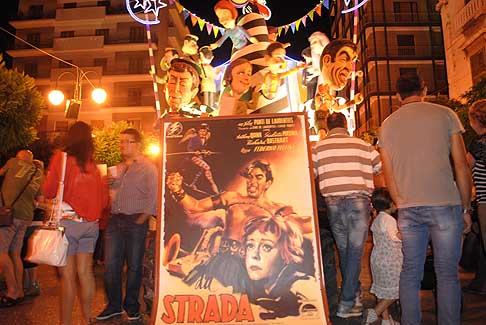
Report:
364,187,402,325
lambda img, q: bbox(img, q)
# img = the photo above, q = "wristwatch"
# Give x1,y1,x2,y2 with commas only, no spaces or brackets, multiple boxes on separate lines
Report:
462,207,473,214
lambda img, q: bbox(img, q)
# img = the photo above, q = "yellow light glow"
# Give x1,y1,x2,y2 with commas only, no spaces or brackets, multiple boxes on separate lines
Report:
48,89,65,106
148,144,160,156
91,88,107,104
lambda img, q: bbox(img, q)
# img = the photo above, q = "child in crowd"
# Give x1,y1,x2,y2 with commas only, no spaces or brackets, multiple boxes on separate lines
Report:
364,187,402,325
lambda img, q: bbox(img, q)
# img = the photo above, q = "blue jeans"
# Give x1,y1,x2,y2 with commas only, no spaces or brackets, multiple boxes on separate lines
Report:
325,194,370,307
104,214,148,314
398,205,463,325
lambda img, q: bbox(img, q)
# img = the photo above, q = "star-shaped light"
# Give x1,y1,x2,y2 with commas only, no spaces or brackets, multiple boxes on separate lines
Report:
133,0,166,17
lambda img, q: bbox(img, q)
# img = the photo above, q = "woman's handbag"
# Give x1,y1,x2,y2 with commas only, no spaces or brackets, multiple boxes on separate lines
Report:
0,167,38,227
26,152,69,267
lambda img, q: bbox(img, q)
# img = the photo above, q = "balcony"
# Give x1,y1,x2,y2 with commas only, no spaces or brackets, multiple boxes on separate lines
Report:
54,36,104,51
363,45,445,59
56,6,105,21
454,0,486,32
111,96,155,107
362,11,441,25
14,10,56,20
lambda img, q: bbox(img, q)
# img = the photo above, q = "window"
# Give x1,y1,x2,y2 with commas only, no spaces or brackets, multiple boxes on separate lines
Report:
94,58,108,73
127,88,142,106
60,31,74,38
393,2,419,22
24,63,38,77
63,3,77,9
59,60,73,68
97,1,110,6
28,5,43,18
399,67,417,76
129,27,146,42
95,29,109,42
471,48,486,84
128,57,144,73
27,33,40,46
54,121,69,132
396,35,415,56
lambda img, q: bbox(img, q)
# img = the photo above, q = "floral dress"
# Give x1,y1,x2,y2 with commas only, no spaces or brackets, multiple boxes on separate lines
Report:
370,211,403,299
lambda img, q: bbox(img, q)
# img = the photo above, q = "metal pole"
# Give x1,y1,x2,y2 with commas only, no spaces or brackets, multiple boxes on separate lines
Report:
145,14,162,119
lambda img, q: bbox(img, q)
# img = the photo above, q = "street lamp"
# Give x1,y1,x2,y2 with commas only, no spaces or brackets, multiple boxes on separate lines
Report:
48,68,107,119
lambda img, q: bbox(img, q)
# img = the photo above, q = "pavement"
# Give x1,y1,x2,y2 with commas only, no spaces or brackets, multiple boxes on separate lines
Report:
0,237,485,325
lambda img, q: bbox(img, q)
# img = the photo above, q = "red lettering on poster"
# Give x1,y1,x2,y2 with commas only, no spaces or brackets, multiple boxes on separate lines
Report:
160,294,255,323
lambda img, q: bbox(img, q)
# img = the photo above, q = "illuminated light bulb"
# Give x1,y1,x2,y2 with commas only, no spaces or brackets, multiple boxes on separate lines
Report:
148,144,160,156
91,88,107,104
48,90,65,105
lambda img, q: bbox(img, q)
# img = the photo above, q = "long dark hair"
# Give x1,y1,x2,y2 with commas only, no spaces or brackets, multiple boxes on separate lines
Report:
64,121,94,172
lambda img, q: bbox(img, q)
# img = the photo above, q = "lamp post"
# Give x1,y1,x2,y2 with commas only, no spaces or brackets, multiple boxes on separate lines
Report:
48,68,107,119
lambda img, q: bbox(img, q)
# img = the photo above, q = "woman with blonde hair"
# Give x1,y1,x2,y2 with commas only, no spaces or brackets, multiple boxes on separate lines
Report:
43,121,108,324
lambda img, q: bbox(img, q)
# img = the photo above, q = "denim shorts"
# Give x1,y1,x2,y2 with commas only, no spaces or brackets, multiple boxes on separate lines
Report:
60,219,99,256
0,218,30,253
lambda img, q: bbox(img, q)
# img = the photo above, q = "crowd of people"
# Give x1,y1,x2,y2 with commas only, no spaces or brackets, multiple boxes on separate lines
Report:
0,5,485,325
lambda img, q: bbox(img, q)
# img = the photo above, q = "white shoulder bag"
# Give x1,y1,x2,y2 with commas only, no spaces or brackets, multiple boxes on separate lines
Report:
26,152,69,267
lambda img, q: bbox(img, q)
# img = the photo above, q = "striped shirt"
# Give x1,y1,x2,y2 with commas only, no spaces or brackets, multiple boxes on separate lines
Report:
468,136,486,203
312,128,382,197
111,155,158,216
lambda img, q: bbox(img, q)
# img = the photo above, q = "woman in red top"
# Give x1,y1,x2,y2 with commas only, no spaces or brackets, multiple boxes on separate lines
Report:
43,121,108,325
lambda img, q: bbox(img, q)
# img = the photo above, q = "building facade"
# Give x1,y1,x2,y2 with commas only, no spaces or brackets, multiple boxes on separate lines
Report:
436,0,486,100
8,0,188,135
329,0,446,133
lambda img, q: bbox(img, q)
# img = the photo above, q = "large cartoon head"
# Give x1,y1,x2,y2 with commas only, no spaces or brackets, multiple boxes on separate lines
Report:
320,39,358,91
182,34,199,56
164,58,202,111
308,31,330,56
265,42,287,74
223,58,253,97
214,0,238,29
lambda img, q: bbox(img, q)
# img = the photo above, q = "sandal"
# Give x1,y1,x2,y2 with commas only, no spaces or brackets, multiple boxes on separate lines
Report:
0,295,24,308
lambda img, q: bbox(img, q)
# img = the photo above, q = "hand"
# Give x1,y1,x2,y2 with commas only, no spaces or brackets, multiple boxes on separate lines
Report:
166,172,183,193
463,211,472,234
209,43,218,50
135,213,150,225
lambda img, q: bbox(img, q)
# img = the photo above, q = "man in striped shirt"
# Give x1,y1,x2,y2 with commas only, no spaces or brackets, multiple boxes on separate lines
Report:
312,112,382,319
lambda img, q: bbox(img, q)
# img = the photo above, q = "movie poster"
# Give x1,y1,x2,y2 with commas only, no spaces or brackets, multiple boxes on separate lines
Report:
154,113,328,324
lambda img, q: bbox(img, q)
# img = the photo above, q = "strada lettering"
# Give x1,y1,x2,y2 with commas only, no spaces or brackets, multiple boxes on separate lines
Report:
161,294,255,323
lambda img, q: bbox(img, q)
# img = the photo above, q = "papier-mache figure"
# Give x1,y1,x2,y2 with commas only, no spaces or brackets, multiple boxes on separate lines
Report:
199,46,218,109
315,39,364,131
210,0,258,52
152,47,179,85
260,42,306,100
181,34,201,63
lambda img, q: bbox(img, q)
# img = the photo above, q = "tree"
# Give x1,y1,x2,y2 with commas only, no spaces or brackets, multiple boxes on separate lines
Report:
93,121,131,167
0,55,45,163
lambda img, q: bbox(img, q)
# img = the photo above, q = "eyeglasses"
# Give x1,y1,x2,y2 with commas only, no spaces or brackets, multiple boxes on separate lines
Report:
119,140,138,144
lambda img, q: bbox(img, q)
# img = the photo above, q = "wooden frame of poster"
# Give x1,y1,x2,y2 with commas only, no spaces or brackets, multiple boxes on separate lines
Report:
152,112,330,324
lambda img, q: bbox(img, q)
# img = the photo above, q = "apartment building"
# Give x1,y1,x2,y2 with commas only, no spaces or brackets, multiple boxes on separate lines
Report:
8,0,188,134
436,0,486,100
329,0,446,133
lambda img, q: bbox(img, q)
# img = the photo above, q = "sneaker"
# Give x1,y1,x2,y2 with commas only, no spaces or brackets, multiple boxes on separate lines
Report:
127,311,141,321
96,307,123,321
337,304,363,318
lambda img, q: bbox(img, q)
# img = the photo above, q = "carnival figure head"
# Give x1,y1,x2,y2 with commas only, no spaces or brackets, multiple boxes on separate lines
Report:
214,0,239,29
243,215,304,282
469,99,486,135
240,160,273,198
182,34,199,56
165,58,202,111
320,39,357,91
223,58,253,97
396,72,426,101
308,31,330,56
265,42,288,74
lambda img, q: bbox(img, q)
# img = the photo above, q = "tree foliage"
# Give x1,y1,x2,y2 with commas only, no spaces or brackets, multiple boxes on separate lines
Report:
0,55,45,162
92,121,131,167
